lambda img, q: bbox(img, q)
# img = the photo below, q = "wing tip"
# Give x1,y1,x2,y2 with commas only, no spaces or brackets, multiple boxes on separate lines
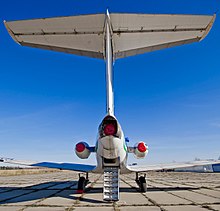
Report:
3,21,21,45
200,14,216,41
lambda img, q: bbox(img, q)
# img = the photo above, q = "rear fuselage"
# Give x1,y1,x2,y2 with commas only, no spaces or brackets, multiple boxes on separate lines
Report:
95,115,129,174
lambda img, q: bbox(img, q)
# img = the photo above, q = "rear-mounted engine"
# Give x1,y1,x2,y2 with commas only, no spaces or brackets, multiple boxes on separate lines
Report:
99,115,121,138
75,142,91,159
134,142,148,158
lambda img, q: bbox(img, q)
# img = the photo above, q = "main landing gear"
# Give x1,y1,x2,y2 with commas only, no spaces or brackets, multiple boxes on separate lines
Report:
135,172,147,192
77,172,89,192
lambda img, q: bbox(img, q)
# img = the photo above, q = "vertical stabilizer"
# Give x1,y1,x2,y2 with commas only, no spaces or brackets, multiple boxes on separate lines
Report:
105,11,114,116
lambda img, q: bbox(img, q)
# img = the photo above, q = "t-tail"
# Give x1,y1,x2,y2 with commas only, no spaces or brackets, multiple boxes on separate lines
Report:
4,10,215,201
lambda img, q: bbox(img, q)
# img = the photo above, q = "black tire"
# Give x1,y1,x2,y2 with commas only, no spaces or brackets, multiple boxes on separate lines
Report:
139,176,147,192
78,176,86,190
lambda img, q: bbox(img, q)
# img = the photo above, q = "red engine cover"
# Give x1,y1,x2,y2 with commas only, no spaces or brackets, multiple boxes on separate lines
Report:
104,123,116,136
75,143,86,153
137,142,147,152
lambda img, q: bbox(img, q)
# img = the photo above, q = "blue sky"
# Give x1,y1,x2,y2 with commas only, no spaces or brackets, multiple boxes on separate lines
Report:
0,0,220,166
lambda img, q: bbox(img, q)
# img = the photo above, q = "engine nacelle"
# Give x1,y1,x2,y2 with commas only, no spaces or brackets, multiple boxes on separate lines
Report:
75,142,91,159
134,142,148,158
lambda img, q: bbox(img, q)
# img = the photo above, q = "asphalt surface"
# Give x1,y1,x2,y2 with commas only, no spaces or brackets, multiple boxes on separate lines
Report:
0,171,220,211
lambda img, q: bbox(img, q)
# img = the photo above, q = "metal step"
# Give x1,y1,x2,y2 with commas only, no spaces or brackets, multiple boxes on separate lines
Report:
103,167,119,201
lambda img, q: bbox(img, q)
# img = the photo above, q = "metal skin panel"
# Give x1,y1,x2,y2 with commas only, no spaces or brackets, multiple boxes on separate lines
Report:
97,136,126,160
114,39,199,59
21,42,103,59
113,31,203,58
127,160,220,172
4,14,105,59
105,12,114,116
17,34,103,51
4,13,215,59
111,14,215,58
0,158,96,172
6,14,105,34
110,14,213,31
17,34,104,59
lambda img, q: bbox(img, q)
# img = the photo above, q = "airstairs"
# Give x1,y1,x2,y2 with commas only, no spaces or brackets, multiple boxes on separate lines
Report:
103,167,119,201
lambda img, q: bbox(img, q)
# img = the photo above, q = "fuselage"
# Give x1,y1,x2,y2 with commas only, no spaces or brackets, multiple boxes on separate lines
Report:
94,115,130,174
75,12,148,174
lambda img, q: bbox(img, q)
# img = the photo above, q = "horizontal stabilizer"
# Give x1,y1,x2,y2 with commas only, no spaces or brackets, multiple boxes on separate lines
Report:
0,157,96,173
111,13,215,59
4,13,215,59
4,14,105,59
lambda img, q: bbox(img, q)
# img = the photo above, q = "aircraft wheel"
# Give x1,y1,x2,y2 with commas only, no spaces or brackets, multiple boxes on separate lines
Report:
78,176,86,191
139,176,147,192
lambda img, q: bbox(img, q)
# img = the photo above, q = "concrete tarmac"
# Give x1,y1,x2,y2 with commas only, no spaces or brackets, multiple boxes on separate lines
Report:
0,171,220,211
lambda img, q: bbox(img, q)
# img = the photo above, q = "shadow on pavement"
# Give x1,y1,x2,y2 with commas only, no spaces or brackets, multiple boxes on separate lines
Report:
0,181,199,205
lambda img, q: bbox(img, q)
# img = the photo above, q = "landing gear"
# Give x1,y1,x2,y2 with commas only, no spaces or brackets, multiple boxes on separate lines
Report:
135,172,147,192
77,172,89,192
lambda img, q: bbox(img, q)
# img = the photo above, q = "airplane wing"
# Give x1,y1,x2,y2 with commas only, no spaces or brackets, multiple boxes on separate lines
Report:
127,160,220,172
4,13,215,59
0,157,96,173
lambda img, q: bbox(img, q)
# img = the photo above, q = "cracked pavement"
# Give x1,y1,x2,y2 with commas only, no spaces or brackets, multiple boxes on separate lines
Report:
0,171,220,211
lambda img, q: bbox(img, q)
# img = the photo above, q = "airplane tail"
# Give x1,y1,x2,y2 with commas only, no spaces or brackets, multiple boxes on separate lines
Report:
4,13,215,60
